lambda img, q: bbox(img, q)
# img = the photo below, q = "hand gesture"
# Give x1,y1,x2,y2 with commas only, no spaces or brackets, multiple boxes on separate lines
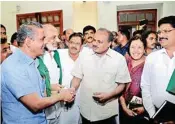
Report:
51,83,64,92
59,89,75,103
124,107,137,117
93,92,110,103
132,107,144,115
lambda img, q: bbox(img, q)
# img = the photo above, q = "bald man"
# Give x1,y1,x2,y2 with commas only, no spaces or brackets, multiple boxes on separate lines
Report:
65,28,74,48
42,24,75,124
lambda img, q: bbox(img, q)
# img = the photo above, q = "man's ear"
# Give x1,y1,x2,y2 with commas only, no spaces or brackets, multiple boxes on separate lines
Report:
25,37,32,47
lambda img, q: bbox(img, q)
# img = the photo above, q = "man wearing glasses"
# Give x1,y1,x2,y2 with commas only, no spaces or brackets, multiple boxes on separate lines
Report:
141,16,175,123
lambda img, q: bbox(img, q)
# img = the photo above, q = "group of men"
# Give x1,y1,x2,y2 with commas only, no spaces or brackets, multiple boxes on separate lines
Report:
1,15,175,124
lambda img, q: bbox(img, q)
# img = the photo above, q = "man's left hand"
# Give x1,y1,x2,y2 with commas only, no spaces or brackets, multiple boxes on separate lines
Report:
93,92,110,102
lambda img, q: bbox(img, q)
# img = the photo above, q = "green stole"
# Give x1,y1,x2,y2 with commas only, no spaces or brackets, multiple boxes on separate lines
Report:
166,69,175,95
37,50,62,97
53,50,62,85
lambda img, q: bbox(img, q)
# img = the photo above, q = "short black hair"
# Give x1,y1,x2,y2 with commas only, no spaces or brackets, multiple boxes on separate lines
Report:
142,30,157,47
158,16,175,28
128,35,146,56
0,24,6,31
10,32,18,44
119,29,130,40
83,25,96,35
69,32,84,45
0,38,7,44
133,30,144,37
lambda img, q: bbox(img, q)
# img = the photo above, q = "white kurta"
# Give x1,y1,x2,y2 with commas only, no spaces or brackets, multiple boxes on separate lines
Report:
72,48,131,122
58,49,80,124
43,51,62,122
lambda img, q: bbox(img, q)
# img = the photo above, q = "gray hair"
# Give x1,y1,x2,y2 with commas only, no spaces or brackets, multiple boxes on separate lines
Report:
98,28,114,42
17,21,43,45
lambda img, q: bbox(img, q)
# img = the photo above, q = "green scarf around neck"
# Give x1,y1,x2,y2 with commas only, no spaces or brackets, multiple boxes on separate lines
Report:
37,50,62,97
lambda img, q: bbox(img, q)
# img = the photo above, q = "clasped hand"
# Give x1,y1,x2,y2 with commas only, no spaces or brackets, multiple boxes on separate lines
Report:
59,88,76,103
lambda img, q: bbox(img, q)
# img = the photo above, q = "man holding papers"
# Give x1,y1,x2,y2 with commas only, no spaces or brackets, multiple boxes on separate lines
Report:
141,16,175,123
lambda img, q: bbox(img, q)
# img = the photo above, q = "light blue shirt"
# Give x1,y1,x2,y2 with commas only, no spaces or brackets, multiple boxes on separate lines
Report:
1,49,47,124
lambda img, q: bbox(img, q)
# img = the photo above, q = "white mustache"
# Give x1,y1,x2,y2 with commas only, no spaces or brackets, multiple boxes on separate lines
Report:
46,44,57,51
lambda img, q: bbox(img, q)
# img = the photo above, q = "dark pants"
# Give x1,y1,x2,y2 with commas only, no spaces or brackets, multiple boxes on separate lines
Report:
119,104,150,124
81,115,117,124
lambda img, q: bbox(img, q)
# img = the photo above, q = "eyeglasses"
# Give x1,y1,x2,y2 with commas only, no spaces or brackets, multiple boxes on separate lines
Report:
157,29,175,35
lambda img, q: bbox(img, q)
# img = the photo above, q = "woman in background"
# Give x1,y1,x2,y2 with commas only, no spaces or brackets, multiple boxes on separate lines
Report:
119,36,149,124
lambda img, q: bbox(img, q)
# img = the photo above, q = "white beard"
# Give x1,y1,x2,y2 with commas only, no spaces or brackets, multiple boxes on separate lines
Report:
46,43,57,51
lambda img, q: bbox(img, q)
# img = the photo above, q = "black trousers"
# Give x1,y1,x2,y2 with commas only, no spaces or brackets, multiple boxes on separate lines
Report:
119,104,150,124
81,115,117,124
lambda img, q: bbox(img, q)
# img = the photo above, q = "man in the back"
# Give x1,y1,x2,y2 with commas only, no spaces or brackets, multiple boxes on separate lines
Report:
114,29,130,56
64,28,74,48
83,25,96,49
0,38,12,64
0,24,7,39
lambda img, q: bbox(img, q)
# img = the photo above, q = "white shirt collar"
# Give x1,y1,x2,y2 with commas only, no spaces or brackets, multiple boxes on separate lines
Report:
159,48,175,57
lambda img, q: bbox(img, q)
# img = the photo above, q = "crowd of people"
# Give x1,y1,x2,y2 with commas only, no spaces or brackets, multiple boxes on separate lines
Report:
0,15,175,124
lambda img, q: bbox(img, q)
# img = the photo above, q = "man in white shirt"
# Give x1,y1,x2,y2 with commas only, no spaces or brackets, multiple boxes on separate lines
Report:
71,28,131,124
43,24,75,124
58,32,84,124
141,16,175,122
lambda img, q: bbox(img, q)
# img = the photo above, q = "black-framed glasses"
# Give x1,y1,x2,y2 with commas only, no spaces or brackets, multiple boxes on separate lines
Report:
157,29,175,35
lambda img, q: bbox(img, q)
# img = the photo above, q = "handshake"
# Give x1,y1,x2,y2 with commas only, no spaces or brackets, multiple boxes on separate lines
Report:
59,87,76,103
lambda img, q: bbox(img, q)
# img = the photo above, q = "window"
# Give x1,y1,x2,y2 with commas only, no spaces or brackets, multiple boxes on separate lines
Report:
16,10,63,34
117,9,157,33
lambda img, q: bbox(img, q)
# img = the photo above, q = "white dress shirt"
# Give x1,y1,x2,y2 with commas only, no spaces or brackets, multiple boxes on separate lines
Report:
141,48,175,117
72,48,131,121
43,51,60,84
58,49,80,124
43,51,62,120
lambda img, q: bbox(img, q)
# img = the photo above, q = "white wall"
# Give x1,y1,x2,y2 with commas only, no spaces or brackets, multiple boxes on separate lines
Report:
72,1,97,32
1,1,175,41
162,1,175,17
1,1,73,41
97,1,165,31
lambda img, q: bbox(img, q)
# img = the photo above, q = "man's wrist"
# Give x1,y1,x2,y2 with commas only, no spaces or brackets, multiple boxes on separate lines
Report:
56,93,64,101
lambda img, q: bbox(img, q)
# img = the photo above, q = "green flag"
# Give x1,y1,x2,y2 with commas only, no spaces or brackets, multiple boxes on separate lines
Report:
166,69,175,95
